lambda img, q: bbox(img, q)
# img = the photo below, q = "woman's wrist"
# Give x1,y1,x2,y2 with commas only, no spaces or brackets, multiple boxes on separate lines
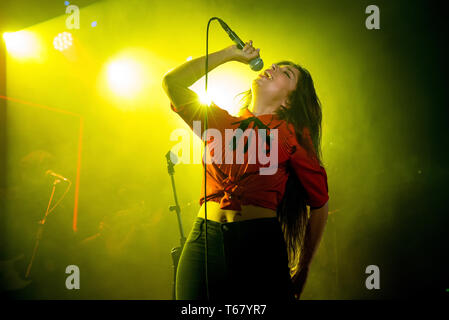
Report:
220,45,237,62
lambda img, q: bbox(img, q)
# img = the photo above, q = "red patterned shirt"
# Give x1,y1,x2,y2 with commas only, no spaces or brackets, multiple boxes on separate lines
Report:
170,100,329,211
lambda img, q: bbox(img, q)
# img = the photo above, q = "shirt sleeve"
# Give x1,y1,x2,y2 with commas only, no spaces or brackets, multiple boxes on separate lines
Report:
170,101,232,134
288,131,329,209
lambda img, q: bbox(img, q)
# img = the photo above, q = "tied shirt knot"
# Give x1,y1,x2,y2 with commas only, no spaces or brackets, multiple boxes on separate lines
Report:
219,175,245,211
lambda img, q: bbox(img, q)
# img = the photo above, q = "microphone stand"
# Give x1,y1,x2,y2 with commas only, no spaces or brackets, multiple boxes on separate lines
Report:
165,151,186,300
25,178,61,279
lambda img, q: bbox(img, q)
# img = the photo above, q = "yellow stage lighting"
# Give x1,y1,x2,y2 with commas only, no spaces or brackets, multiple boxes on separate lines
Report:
190,72,247,115
3,31,40,59
198,91,213,106
106,58,144,98
53,32,73,51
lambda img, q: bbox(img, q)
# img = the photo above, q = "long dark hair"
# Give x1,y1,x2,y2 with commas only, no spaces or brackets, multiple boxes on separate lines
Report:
236,61,324,273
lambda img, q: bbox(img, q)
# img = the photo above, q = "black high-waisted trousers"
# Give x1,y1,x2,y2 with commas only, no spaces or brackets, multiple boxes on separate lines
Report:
175,216,295,301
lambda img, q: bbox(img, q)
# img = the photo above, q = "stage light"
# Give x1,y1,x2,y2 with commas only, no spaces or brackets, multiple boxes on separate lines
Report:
53,32,73,51
190,73,247,114
106,58,144,98
198,91,213,106
193,87,224,109
3,31,40,59
91,21,97,27
186,56,192,61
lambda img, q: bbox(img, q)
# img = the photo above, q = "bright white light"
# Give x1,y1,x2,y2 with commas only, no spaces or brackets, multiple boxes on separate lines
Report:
190,72,248,115
198,91,213,106
106,58,144,98
53,32,73,51
3,31,40,59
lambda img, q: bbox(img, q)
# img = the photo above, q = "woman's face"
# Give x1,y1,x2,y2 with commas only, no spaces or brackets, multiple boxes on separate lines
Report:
252,63,301,107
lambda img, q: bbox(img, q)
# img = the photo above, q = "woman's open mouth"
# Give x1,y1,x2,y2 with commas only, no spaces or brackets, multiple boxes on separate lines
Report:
259,70,273,80
258,72,272,80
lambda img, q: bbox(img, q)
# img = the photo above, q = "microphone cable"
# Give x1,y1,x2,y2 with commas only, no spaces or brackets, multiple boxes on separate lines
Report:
203,16,220,301
204,16,259,301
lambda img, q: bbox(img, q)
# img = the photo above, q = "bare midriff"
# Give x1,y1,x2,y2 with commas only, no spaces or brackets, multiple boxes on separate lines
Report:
197,201,277,223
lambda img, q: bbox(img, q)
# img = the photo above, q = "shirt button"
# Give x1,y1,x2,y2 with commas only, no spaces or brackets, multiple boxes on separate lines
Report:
222,225,229,231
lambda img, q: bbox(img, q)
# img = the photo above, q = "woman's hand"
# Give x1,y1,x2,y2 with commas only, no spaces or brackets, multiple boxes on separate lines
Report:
225,40,261,64
291,266,310,300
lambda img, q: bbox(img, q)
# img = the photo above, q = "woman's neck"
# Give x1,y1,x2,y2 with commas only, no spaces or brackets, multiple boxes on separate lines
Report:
250,98,279,116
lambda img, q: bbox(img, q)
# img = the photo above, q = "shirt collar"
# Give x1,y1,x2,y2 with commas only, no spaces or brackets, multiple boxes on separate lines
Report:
240,107,281,127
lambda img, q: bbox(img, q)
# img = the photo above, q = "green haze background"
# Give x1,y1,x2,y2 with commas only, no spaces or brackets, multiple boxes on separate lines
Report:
1,0,448,299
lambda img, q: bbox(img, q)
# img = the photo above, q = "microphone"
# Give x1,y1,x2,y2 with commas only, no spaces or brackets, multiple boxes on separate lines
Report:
217,19,264,71
46,170,69,182
165,150,179,165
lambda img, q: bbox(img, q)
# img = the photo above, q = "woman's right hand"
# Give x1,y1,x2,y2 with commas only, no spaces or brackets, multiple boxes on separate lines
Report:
225,40,261,64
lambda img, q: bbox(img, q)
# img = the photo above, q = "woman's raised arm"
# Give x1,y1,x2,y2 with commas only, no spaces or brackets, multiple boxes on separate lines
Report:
162,47,235,89
161,43,261,131
161,47,235,129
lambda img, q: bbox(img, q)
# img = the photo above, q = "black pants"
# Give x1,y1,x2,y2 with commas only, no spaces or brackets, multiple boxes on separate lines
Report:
176,216,295,301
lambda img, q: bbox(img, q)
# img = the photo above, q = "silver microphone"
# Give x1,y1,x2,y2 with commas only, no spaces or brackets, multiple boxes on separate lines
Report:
217,18,264,71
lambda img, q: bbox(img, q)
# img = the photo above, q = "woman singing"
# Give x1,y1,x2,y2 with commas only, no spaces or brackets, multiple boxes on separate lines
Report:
162,40,329,301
